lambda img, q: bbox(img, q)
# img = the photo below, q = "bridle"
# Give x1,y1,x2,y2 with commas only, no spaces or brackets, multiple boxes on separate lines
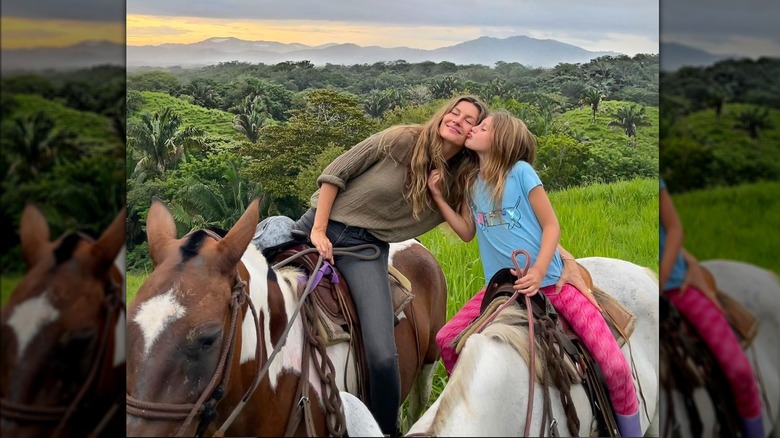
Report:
0,232,125,438
126,227,379,437
126,229,264,437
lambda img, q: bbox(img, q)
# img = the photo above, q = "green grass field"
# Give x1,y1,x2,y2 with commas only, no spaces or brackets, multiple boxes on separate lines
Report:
672,181,780,274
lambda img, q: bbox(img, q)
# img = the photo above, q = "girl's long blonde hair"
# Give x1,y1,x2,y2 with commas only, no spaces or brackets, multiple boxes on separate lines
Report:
467,110,537,210
403,95,488,219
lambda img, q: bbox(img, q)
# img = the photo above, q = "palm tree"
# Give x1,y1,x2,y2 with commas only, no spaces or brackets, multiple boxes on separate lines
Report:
127,108,203,177
608,104,651,146
363,90,392,118
171,158,264,231
233,96,267,143
4,111,76,181
580,87,604,123
187,80,220,109
406,85,432,106
734,106,774,148
705,88,729,121
429,76,461,99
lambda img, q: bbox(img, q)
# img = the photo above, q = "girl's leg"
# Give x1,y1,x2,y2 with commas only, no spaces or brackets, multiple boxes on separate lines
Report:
543,284,641,436
666,286,763,423
435,287,487,375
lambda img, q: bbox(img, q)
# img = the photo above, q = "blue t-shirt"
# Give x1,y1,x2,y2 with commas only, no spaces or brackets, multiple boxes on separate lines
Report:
659,178,687,291
470,160,563,287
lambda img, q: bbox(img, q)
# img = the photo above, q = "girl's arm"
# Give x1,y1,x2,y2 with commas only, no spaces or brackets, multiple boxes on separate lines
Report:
659,186,683,291
428,169,475,242
514,185,560,295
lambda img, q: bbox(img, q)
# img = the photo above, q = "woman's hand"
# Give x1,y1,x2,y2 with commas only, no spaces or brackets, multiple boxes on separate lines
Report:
427,169,444,201
310,227,333,264
512,266,543,297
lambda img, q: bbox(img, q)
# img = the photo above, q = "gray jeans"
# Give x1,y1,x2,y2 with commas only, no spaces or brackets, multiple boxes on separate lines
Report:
295,208,400,433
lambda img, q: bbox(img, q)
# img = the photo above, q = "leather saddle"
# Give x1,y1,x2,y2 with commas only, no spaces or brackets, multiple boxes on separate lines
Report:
701,267,759,348
477,264,639,438
263,231,415,346
481,263,637,348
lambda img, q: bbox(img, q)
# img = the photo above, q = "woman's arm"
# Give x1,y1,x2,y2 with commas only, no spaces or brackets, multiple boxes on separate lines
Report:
514,185,560,295
428,170,475,241
311,183,338,263
660,186,683,291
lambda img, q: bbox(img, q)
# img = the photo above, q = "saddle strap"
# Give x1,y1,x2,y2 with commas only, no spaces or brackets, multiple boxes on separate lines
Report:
577,343,619,437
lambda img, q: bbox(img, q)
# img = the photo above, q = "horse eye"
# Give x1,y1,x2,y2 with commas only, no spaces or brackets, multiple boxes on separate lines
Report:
200,336,216,349
59,328,95,351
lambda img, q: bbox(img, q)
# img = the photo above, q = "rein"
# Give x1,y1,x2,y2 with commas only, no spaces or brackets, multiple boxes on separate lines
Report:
271,244,380,437
473,249,538,437
0,257,124,438
126,230,380,437
126,229,263,437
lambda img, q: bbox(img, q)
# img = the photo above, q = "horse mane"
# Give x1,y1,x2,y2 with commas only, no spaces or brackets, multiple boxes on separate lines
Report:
53,233,83,265
180,230,209,263
433,304,545,431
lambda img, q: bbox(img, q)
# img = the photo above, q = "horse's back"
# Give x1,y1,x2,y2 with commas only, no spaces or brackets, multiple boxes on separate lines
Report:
703,259,780,435
576,256,660,434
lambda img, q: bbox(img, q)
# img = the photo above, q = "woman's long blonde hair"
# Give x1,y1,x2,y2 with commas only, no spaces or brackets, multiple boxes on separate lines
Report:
467,110,537,210
403,95,488,219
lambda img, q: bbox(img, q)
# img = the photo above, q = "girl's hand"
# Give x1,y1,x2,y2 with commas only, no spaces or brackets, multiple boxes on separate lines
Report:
310,228,333,264
511,266,543,297
427,170,444,200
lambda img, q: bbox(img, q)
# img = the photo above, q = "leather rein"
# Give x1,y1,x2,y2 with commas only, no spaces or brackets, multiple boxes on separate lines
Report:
473,249,538,437
126,228,379,437
0,232,125,438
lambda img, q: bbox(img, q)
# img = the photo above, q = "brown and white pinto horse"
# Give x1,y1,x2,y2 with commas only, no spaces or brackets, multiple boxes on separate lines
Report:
0,205,126,438
126,199,447,437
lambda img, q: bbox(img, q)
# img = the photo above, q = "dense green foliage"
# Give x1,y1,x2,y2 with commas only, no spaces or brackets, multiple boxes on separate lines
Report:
1,66,125,273
660,58,780,193
126,55,660,269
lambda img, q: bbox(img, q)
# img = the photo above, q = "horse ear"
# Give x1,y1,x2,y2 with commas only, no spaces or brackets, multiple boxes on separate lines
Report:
20,204,51,269
91,207,126,273
146,198,177,267
217,199,260,274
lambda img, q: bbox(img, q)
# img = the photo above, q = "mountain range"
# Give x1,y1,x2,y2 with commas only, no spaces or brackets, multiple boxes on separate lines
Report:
1,41,125,72
659,42,740,71
124,35,624,70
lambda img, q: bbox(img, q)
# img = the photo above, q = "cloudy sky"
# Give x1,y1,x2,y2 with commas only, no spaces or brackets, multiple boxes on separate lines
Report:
661,0,780,57
122,0,658,55
1,0,124,49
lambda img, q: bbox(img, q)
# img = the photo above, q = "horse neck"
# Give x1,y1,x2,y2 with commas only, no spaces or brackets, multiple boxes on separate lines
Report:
240,247,312,390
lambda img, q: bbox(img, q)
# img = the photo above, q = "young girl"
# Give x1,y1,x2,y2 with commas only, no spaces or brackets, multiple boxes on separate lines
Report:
660,178,764,438
429,110,641,437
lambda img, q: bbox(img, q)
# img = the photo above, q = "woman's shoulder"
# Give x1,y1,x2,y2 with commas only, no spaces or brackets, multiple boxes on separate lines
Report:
380,125,421,145
380,125,422,160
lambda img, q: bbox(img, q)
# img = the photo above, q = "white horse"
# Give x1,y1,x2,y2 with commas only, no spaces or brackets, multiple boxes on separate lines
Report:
660,260,780,438
343,257,660,437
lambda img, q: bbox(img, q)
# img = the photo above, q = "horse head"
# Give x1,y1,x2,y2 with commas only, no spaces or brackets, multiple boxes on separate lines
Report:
126,198,261,437
0,204,126,438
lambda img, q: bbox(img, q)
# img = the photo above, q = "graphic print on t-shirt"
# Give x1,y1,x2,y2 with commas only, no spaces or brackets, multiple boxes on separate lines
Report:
471,196,523,231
